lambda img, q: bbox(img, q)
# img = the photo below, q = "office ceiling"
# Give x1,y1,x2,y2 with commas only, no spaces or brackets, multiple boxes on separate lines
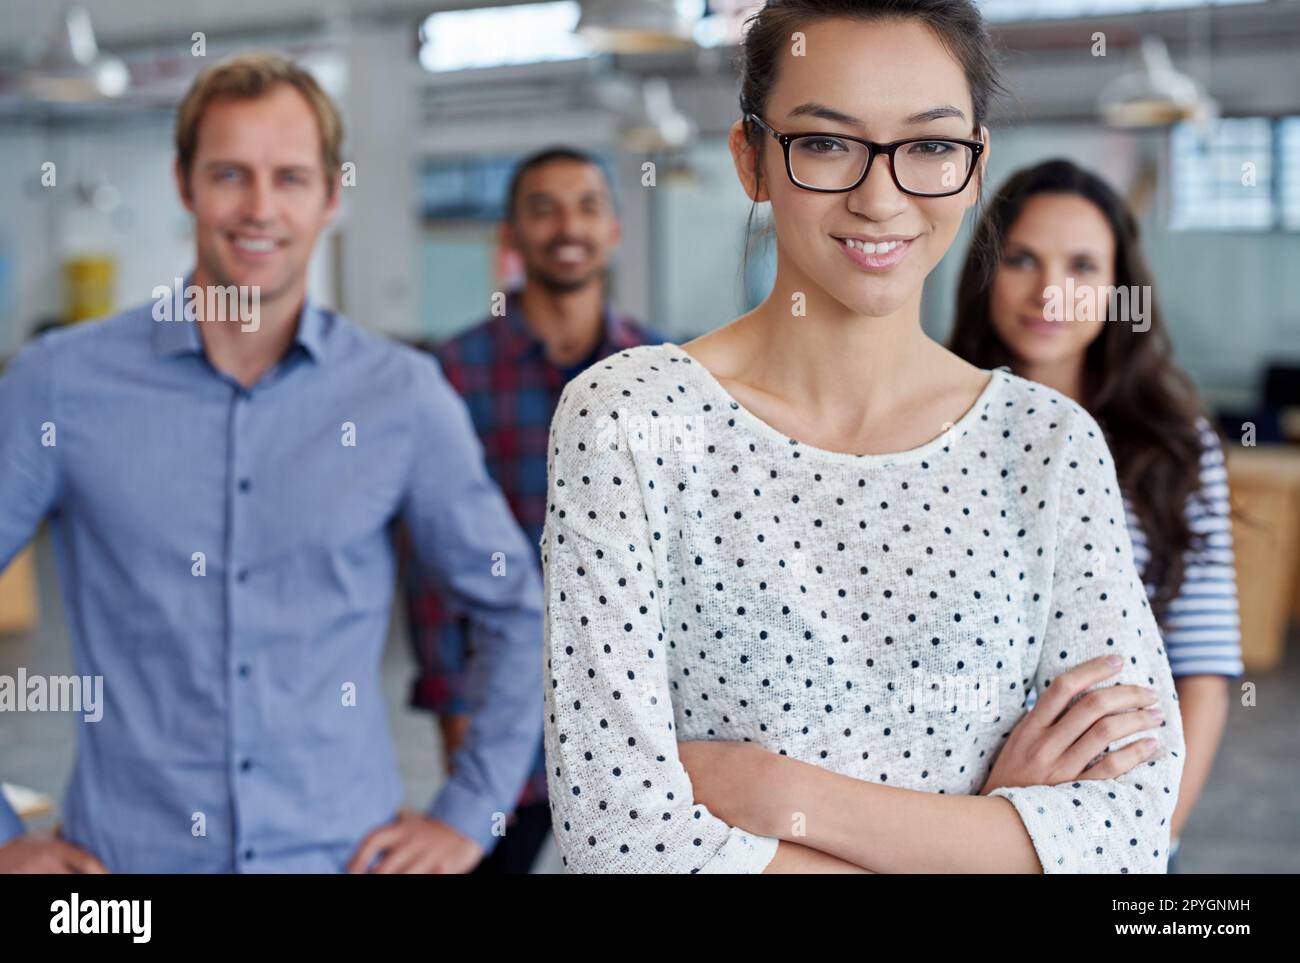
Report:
3,0,1298,65
0,0,512,62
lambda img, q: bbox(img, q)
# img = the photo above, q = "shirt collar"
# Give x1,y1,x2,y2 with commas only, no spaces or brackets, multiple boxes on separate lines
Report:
150,276,203,357
151,271,329,364
293,299,330,362
502,288,635,364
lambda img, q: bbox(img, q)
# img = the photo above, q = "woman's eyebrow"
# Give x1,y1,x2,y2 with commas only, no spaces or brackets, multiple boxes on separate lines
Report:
786,102,968,127
787,102,862,127
905,105,967,124
1005,242,1105,260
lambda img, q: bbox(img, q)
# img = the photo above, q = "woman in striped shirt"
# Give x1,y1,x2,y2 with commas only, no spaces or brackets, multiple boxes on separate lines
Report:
949,159,1243,871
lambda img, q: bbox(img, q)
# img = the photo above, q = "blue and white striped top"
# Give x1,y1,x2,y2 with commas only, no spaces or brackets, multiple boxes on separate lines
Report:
1122,418,1244,679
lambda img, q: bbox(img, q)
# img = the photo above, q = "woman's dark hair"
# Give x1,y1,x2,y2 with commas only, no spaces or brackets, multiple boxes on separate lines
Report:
949,158,1212,627
734,0,1005,283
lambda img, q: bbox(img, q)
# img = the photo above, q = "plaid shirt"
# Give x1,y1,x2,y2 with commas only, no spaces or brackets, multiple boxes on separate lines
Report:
402,290,667,808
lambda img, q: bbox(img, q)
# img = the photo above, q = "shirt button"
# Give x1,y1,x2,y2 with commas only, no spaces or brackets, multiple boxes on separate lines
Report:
236,569,249,583
238,478,252,493
244,848,255,861
240,758,253,772
237,664,251,678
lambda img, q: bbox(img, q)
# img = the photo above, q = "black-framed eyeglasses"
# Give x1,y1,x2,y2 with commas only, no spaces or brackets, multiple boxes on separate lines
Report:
746,112,984,197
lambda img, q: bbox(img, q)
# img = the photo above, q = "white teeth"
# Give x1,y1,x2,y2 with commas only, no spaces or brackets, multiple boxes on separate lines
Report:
234,236,277,252
553,245,587,263
842,238,902,254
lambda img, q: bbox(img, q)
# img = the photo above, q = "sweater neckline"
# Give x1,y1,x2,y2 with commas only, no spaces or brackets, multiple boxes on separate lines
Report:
660,341,1006,468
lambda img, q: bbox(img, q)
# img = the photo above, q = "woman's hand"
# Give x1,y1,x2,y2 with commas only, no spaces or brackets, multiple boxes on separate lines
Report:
678,739,781,837
981,654,1166,795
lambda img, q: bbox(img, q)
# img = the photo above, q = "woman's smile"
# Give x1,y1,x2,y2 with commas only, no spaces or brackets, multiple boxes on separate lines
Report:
833,233,918,272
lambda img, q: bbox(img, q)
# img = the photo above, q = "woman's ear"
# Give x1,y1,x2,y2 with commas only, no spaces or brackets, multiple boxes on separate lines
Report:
728,118,770,203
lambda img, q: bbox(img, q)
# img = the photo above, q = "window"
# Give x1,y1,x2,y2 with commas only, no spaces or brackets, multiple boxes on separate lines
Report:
1169,117,1276,231
418,1,589,73
418,152,614,221
978,0,1257,22
419,156,520,221
1279,118,1300,231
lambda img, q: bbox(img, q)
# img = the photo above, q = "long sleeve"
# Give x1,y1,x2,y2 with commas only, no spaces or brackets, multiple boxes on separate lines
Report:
541,378,781,873
1159,420,1243,678
0,337,61,569
398,521,474,715
399,343,474,718
0,336,62,846
400,355,544,851
988,409,1186,873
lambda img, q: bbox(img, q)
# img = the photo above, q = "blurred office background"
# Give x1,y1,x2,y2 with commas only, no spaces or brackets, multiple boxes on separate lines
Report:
0,0,1297,872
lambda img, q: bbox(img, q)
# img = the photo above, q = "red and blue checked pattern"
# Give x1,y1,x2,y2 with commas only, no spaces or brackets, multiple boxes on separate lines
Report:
401,291,667,807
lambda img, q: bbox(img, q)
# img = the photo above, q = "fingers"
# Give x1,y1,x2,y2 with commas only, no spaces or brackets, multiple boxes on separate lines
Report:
1057,705,1165,777
346,823,402,874
2,840,80,874
27,847,74,873
402,849,451,874
352,819,465,874
372,840,425,874
58,841,109,874
1076,737,1160,782
372,832,470,874
1047,683,1161,756
1032,655,1124,726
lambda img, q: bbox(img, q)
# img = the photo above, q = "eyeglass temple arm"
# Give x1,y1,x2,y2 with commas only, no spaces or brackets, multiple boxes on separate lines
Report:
745,112,780,141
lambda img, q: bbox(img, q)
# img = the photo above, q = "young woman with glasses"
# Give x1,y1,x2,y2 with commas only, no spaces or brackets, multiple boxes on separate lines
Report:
540,0,1184,874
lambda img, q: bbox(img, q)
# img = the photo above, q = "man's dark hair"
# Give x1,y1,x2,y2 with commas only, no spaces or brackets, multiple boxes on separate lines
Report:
505,147,613,220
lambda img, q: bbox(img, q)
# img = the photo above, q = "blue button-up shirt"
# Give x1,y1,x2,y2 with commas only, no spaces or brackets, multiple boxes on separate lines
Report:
0,289,544,872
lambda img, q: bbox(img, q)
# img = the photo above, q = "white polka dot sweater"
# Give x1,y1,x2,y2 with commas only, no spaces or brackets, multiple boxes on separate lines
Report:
541,343,1184,874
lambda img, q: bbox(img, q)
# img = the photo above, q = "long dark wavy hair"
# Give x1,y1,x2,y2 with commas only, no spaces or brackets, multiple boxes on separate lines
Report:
949,158,1211,627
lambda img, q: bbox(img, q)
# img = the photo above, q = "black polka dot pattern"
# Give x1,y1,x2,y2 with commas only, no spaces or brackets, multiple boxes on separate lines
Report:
540,343,1184,874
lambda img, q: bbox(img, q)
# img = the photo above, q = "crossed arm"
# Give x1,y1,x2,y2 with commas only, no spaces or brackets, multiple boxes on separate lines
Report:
679,653,1165,873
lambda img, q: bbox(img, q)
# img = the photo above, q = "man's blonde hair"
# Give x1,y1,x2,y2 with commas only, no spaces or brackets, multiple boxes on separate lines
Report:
175,51,344,195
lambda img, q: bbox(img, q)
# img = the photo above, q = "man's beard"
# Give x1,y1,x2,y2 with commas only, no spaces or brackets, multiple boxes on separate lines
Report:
530,264,603,294
204,248,300,306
